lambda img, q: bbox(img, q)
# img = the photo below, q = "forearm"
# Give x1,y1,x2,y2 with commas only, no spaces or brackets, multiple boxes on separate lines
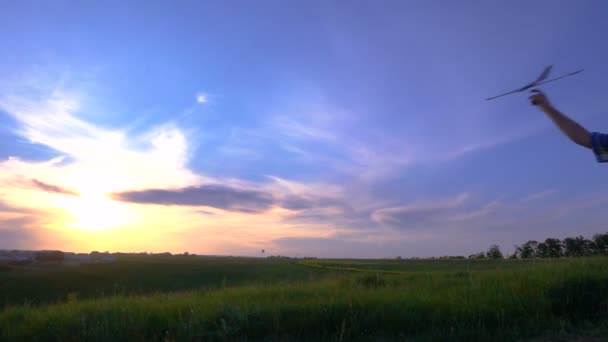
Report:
541,106,591,148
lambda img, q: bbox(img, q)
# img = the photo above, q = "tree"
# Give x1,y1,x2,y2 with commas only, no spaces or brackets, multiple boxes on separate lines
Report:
592,233,608,255
511,233,607,259
563,236,595,257
563,237,578,256
468,252,486,259
536,242,550,258
583,239,597,256
486,245,503,259
568,236,583,256
544,238,563,258
516,240,538,258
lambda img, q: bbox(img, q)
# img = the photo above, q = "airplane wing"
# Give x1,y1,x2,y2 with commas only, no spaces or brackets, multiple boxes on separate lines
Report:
485,88,524,101
516,82,536,92
486,65,582,101
535,65,553,83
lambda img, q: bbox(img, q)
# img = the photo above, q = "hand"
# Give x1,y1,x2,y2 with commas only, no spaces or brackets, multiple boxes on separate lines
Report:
529,89,552,110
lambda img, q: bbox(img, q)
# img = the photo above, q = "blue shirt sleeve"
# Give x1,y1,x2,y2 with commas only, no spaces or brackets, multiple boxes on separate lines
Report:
591,132,608,163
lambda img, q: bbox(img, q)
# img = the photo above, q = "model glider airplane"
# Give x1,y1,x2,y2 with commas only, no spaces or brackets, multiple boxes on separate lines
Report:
486,65,584,101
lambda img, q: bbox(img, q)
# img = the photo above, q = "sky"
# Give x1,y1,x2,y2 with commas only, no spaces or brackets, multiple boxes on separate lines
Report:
1,1,608,258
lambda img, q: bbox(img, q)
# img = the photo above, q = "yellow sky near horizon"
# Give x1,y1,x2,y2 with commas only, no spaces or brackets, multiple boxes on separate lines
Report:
0,89,352,255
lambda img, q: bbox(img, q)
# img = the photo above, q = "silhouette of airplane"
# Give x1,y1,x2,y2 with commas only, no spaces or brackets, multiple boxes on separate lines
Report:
486,65,583,101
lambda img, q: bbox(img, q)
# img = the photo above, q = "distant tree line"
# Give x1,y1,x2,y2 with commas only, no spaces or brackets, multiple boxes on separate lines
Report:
468,232,608,259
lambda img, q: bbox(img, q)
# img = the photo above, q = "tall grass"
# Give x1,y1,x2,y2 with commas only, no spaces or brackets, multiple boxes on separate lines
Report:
0,256,325,308
1,257,608,341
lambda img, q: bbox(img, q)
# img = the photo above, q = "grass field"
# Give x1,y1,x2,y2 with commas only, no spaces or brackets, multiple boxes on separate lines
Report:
1,255,608,341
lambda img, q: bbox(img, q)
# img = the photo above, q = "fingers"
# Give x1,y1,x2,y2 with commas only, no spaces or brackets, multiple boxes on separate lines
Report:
528,94,540,101
529,90,542,105
529,89,546,105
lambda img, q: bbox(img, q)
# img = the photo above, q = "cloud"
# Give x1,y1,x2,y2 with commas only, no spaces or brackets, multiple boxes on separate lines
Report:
112,183,354,215
0,80,358,254
0,218,41,249
273,116,336,142
364,190,608,256
521,189,558,202
196,210,217,216
371,193,470,229
280,194,351,211
30,178,79,196
271,229,476,258
0,82,213,240
196,93,208,104
0,199,34,215
0,89,202,192
1,71,605,257
0,200,52,250
112,184,275,213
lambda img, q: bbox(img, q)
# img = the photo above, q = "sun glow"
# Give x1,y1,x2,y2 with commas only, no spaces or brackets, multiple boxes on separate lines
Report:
0,87,329,254
56,193,134,232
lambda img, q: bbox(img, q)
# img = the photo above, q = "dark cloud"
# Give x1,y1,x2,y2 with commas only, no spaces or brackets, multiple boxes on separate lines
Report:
112,184,352,215
30,179,79,196
112,184,275,213
196,210,217,216
280,195,352,212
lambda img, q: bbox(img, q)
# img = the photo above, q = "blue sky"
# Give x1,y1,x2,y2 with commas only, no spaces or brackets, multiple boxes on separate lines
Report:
0,1,607,257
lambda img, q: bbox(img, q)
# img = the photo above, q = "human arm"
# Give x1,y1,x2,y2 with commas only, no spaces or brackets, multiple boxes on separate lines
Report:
529,89,591,148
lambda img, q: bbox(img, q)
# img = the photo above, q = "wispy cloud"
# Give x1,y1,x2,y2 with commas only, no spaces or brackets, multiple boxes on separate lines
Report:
0,83,358,252
521,189,558,202
29,178,79,196
0,88,203,192
272,116,336,142
0,83,209,240
0,73,605,257
0,199,65,250
371,193,470,229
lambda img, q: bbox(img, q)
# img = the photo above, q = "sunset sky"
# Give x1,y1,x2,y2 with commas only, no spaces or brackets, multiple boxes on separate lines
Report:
1,1,608,257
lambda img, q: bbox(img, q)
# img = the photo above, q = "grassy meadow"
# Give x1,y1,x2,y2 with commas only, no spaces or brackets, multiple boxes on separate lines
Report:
1,255,608,341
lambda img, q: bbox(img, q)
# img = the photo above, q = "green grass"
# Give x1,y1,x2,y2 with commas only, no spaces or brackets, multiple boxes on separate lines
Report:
1,256,608,341
0,255,326,308
300,257,563,273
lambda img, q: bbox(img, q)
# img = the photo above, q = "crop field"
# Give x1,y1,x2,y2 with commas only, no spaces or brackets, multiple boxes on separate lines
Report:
1,255,608,341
